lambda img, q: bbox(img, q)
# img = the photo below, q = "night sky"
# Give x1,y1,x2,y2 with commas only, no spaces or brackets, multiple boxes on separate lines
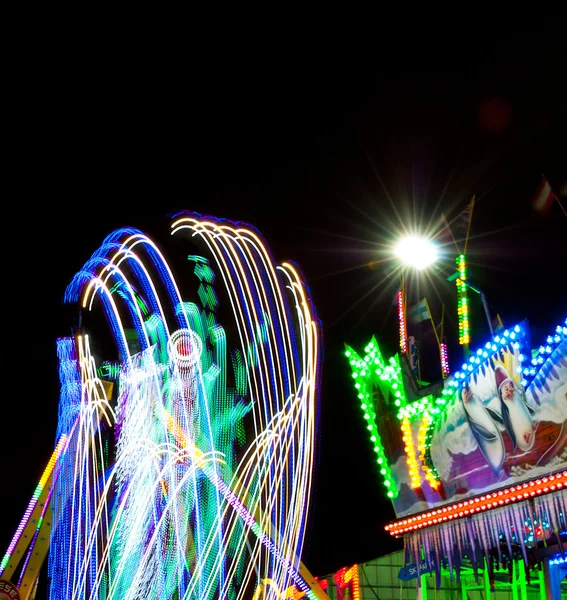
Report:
3,41,566,589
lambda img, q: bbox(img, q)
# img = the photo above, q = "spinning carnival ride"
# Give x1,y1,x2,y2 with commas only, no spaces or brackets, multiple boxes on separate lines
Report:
0,213,328,600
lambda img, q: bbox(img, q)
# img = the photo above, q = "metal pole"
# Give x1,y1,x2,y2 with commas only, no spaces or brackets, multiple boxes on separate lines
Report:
479,290,494,336
462,280,494,337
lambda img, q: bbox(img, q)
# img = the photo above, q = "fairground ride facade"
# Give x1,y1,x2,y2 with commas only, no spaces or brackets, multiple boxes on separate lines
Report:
0,212,329,600
345,311,567,598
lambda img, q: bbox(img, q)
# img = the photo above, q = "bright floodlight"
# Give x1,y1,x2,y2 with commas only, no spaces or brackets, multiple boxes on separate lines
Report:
394,236,438,270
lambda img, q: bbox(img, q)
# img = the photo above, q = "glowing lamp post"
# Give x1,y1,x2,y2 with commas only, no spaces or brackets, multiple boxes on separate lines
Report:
393,237,438,355
394,236,439,271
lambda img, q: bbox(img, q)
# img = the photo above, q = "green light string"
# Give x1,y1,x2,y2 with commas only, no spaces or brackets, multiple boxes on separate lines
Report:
344,337,403,499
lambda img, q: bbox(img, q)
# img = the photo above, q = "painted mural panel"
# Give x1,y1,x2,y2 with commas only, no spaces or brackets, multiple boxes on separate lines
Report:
389,320,567,517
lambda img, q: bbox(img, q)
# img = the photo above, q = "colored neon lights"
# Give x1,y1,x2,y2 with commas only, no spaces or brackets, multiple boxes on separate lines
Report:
456,254,470,346
0,435,67,577
384,471,567,536
520,318,567,388
439,342,449,377
46,215,322,599
398,289,407,354
344,338,402,498
401,418,420,489
447,321,531,389
346,317,566,501
333,565,360,600
417,411,439,490
252,575,327,598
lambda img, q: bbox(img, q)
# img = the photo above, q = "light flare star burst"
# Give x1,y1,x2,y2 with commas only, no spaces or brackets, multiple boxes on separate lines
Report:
393,236,439,271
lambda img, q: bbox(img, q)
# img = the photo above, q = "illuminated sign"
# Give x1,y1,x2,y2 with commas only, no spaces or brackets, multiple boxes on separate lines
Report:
398,560,431,581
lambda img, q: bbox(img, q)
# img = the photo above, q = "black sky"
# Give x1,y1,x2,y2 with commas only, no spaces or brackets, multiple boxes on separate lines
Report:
3,40,567,586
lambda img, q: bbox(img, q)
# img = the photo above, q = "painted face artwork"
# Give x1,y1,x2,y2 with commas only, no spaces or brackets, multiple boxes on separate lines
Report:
495,366,536,452
501,380,515,400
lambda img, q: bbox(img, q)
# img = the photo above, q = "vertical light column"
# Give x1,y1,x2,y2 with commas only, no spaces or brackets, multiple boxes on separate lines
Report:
333,565,360,600
401,417,420,488
416,573,429,600
439,342,450,377
483,557,492,600
518,559,528,600
511,559,519,600
398,288,408,354
456,254,470,348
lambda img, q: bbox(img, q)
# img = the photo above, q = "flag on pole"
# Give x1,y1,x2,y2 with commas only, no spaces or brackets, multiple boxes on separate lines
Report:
530,176,556,215
492,313,504,333
454,203,472,232
408,298,431,324
437,217,454,244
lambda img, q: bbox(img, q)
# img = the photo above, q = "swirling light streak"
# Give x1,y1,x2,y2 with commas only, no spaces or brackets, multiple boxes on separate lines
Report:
67,231,191,366
83,252,170,356
81,232,187,330
173,220,297,413
46,214,322,600
171,218,318,573
189,230,320,596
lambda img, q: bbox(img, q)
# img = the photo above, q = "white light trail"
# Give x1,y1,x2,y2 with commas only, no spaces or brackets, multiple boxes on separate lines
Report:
47,217,322,600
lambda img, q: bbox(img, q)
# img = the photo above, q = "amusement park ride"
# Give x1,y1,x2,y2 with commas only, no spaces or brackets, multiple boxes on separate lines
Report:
345,199,567,598
0,213,329,600
0,200,565,599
